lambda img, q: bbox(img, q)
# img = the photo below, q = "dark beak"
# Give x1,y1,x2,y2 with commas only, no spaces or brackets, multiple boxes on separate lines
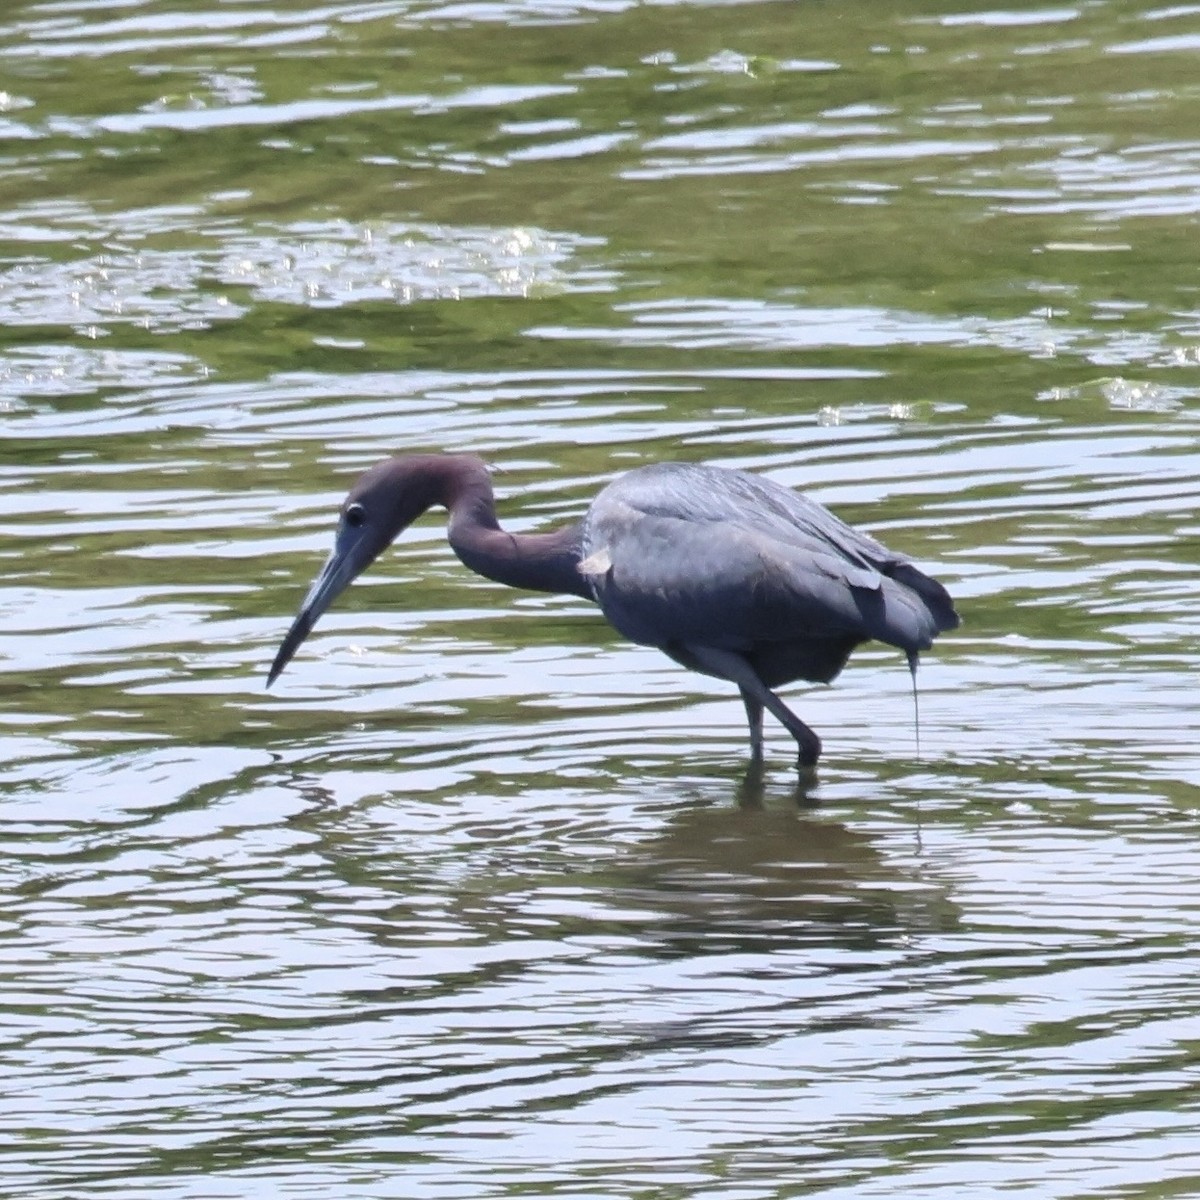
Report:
266,526,380,687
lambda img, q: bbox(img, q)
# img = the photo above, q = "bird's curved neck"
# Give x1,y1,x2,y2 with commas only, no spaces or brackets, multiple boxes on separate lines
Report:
440,460,589,600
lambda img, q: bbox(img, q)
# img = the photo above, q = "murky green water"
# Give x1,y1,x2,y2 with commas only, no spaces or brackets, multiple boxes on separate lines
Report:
4,1,1200,1196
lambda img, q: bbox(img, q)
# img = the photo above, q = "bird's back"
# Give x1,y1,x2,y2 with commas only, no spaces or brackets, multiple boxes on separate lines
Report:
581,462,957,684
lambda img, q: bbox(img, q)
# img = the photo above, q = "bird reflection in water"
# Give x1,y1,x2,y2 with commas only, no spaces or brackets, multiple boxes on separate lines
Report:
281,768,960,969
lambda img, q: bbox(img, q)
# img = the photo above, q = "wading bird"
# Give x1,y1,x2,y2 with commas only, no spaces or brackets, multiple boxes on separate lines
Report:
268,455,958,770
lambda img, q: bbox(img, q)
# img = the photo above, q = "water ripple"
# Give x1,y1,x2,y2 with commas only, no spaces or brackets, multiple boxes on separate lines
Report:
3,1,1200,1197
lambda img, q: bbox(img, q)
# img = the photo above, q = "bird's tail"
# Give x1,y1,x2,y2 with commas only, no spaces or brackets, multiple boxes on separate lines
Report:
886,562,960,633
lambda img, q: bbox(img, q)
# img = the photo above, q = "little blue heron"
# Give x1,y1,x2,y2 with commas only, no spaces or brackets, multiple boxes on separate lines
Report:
268,454,959,768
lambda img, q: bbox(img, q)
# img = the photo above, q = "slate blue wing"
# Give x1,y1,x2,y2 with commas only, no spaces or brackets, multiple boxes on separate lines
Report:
580,462,957,680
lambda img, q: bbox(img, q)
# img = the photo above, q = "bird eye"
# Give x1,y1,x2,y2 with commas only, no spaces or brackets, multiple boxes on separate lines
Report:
344,502,366,528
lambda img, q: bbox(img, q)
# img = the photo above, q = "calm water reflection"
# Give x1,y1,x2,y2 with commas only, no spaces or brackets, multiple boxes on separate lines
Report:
3,1,1200,1197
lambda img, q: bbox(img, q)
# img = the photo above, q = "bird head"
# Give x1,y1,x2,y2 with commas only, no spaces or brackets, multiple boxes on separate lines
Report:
266,457,456,687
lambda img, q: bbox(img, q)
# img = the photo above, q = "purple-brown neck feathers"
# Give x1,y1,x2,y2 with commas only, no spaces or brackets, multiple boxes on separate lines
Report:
356,455,590,600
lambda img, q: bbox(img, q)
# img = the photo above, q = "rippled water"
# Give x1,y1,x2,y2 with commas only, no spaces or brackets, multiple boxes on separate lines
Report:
4,1,1200,1196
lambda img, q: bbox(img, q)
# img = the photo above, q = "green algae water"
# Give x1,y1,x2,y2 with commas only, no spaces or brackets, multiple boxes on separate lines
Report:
3,1,1200,1196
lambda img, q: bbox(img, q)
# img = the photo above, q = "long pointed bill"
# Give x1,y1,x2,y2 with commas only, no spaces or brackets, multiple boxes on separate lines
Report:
267,536,371,687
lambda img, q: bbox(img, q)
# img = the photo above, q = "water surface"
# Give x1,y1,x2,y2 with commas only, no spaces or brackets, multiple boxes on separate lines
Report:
3,1,1200,1196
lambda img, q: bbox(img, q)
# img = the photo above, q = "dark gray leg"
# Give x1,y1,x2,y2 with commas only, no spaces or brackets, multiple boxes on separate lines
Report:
688,645,822,768
737,687,767,805
740,687,764,760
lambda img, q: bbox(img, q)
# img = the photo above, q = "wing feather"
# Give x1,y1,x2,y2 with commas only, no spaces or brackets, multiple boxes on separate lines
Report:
581,463,957,662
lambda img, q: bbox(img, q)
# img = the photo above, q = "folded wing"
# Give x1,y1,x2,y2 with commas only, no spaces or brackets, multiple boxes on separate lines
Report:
580,463,957,679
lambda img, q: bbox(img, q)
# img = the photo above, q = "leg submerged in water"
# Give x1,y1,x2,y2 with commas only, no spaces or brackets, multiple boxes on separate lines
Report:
740,687,764,761
688,644,822,770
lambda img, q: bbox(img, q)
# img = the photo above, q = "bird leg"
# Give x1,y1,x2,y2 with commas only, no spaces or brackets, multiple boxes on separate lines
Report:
739,687,765,760
686,645,822,768
737,687,766,803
